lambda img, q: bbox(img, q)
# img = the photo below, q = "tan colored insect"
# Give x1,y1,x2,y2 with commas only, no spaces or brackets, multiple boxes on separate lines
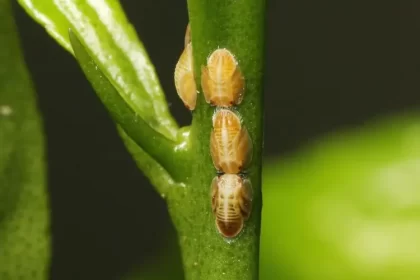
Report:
201,48,245,107
210,109,252,174
211,174,253,238
174,29,196,110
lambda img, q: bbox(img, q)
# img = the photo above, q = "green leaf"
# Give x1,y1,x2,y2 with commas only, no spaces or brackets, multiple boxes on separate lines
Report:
17,0,189,190
18,0,178,140
260,113,420,280
69,30,189,184
0,0,50,279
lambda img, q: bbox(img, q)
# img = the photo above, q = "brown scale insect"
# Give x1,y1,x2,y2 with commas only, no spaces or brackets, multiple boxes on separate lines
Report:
210,109,253,174
174,24,196,110
201,48,245,107
211,174,253,238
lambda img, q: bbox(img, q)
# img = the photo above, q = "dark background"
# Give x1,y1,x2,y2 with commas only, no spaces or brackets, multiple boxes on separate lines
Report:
11,0,419,279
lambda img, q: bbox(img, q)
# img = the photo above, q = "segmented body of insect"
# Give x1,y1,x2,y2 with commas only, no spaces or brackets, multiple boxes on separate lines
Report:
201,48,245,107
211,174,253,238
174,33,196,110
210,109,252,174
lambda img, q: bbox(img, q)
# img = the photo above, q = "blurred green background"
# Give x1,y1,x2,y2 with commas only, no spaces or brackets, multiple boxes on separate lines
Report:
261,113,420,280
7,0,420,279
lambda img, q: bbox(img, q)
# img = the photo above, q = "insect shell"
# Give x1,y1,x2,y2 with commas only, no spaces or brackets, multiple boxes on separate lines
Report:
210,109,253,174
174,42,197,110
201,48,245,107
184,23,191,47
211,174,253,238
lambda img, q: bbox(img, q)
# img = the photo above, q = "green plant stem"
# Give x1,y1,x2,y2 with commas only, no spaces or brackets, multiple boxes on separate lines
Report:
165,1,266,279
0,0,50,278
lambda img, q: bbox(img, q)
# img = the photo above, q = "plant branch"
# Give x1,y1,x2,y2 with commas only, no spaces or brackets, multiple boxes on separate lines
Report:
69,30,189,183
164,0,266,279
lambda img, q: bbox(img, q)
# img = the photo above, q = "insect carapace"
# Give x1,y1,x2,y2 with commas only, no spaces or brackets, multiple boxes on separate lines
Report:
210,109,253,174
211,174,253,238
201,48,245,107
174,29,196,110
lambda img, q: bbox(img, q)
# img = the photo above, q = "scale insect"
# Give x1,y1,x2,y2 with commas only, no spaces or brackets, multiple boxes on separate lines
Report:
201,48,245,107
174,24,196,110
211,174,253,238
210,109,253,174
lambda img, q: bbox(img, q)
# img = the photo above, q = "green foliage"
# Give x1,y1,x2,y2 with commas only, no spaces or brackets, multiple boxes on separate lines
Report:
18,0,178,138
17,0,185,190
68,30,188,184
18,0,266,280
261,113,420,280
4,0,420,280
0,0,50,278
16,1,420,280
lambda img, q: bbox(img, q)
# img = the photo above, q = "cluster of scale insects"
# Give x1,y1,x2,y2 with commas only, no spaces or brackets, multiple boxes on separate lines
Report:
174,24,253,239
